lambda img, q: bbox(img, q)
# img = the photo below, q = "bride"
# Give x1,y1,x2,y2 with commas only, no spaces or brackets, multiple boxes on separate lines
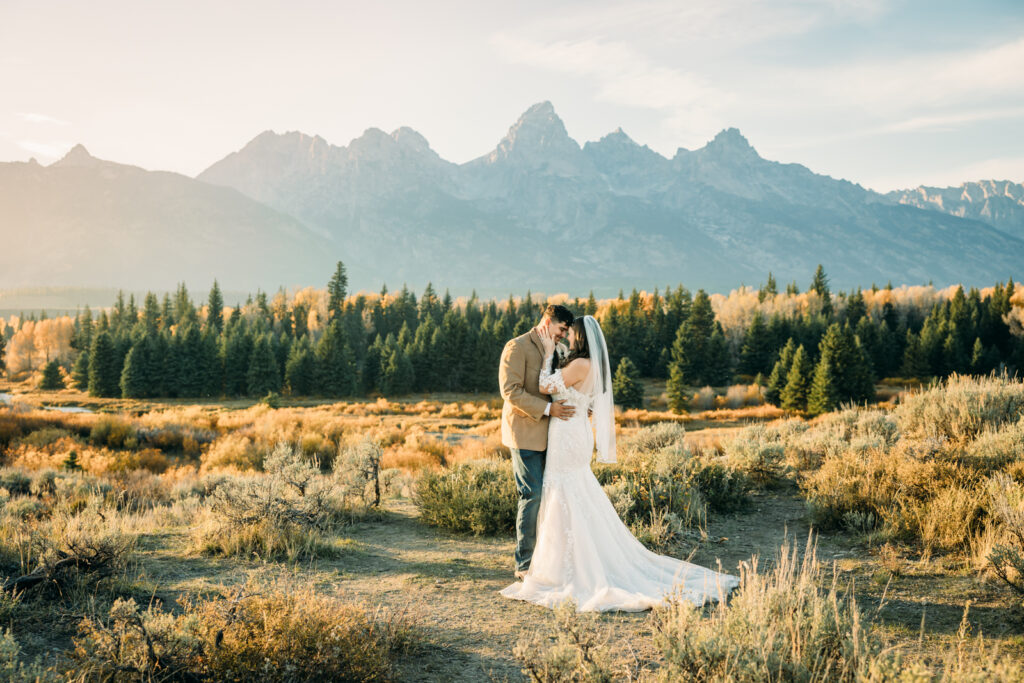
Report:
500,315,740,612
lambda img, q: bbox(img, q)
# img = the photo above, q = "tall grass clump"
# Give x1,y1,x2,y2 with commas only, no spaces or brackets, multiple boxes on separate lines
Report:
0,502,134,601
522,535,1024,681
191,441,350,560
788,374,1024,557
597,423,752,553
894,371,1024,443
66,580,422,682
413,460,517,536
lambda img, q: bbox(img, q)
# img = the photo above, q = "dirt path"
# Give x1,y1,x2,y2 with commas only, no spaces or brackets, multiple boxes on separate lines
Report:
132,490,1024,682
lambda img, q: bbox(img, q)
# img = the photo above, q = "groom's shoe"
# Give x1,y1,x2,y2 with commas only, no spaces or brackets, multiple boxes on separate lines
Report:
514,569,528,581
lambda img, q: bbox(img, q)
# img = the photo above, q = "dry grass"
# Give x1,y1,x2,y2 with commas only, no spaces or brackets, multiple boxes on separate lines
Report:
2,375,1024,678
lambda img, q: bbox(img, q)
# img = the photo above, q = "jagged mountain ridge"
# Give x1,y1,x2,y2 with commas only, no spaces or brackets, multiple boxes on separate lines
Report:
885,180,1024,239
0,146,338,291
197,102,1024,293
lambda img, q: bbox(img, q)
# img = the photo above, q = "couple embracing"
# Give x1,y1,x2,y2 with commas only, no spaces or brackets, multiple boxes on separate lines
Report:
497,304,739,612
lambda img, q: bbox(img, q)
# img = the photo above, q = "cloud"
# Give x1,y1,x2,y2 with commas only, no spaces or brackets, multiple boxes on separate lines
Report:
17,112,69,126
521,0,883,48
879,105,1024,133
787,36,1024,114
17,139,71,158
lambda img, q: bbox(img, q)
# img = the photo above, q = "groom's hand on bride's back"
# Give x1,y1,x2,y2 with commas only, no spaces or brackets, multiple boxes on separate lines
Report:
550,400,575,420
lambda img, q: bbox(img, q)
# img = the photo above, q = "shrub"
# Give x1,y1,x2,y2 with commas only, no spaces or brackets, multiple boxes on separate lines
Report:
895,372,1024,443
986,473,1024,605
513,601,620,682
192,442,347,560
413,460,517,536
200,433,262,472
67,582,421,682
89,416,137,450
335,437,384,510
723,425,789,487
3,497,50,521
0,469,31,496
0,629,58,682
1,506,134,598
612,423,752,516
17,427,71,449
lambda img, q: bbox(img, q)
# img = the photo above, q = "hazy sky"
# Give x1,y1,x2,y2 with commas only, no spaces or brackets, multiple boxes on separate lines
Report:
2,0,1022,191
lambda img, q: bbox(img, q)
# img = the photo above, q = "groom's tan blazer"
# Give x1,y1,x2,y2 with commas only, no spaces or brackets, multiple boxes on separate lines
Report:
499,328,551,452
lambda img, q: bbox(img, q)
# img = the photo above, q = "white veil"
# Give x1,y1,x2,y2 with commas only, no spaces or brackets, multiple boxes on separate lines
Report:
583,315,617,464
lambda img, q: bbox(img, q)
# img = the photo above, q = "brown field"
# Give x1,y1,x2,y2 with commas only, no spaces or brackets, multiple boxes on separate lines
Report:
1,376,1023,681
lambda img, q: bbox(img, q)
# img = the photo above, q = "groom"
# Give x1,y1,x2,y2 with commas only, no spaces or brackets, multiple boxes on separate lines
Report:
499,304,576,580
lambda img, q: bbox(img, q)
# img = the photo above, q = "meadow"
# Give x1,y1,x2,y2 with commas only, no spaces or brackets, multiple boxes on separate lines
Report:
0,371,1023,681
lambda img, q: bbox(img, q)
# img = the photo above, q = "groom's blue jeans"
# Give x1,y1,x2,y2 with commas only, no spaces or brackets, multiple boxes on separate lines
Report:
511,447,545,572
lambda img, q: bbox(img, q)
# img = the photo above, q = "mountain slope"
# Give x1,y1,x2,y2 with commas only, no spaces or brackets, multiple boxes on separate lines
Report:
196,103,1024,294
0,146,337,291
886,180,1024,239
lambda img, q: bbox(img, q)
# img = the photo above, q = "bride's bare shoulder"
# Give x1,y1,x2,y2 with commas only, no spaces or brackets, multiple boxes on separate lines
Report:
565,357,591,371
563,357,591,385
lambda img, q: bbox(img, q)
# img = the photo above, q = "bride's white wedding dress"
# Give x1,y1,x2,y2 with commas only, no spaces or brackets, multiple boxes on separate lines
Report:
500,318,740,613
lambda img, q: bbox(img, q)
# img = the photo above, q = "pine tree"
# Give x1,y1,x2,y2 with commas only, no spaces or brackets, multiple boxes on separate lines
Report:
815,322,874,404
758,272,777,302
613,357,644,409
845,290,867,325
174,282,197,326
807,354,840,416
666,316,692,415
0,328,6,375
87,330,120,397
284,336,316,396
222,325,253,396
380,339,414,396
316,319,357,396
969,337,987,374
207,279,224,332
176,323,205,396
247,334,281,396
327,261,349,322
811,264,833,318
200,328,223,397
900,329,930,379
363,335,385,394
71,350,90,390
765,338,797,406
62,450,82,471
120,341,150,398
39,359,64,390
670,289,717,386
780,345,812,411
707,326,734,385
739,312,773,376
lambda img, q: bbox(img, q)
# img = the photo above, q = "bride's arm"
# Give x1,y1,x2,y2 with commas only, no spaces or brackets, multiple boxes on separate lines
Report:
539,353,567,394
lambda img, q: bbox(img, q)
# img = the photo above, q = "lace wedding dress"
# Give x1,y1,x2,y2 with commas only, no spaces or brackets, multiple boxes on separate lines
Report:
500,317,740,612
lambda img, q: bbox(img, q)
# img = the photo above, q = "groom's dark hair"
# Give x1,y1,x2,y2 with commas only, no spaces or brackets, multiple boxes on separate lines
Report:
542,304,574,326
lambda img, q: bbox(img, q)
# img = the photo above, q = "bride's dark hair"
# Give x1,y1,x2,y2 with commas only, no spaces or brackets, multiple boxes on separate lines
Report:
561,318,590,368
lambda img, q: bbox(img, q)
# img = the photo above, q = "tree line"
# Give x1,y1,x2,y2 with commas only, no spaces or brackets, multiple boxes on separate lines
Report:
6,262,1022,414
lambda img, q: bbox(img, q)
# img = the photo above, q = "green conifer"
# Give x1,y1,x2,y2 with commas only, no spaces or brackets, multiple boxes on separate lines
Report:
765,338,797,406
247,334,281,396
613,357,644,409
807,354,840,416
87,330,120,397
780,345,812,411
39,359,64,390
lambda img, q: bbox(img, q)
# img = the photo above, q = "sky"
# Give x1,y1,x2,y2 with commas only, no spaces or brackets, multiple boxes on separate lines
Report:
1,0,1023,192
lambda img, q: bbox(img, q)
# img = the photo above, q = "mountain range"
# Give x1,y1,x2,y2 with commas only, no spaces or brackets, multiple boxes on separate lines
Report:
3,101,1023,296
